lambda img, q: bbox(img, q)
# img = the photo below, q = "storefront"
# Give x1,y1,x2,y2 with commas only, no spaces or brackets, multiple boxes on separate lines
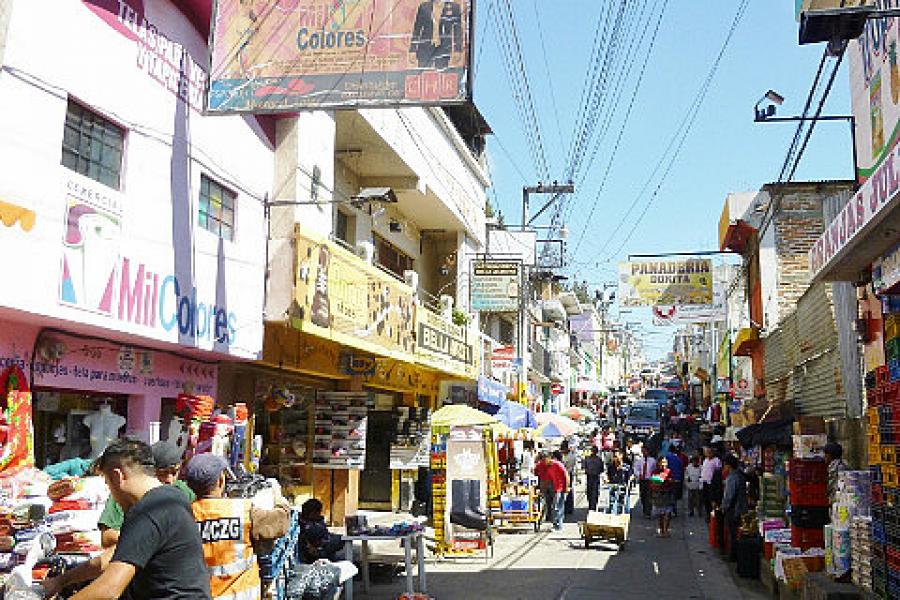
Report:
262,226,481,521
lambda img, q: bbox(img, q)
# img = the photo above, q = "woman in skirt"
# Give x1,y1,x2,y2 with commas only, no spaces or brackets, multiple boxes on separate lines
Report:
650,456,675,537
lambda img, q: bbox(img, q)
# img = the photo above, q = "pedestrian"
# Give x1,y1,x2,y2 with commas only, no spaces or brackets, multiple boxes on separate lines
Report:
97,441,195,548
42,439,212,599
633,445,656,519
534,452,568,530
186,454,290,598
582,446,605,512
700,446,722,522
824,442,849,503
664,443,684,517
608,451,632,485
650,457,674,537
520,440,536,483
297,499,346,563
721,454,748,561
685,454,702,517
560,441,578,515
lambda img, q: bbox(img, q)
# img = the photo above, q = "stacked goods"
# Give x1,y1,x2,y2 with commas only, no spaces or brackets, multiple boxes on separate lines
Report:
788,459,827,551
430,433,447,552
759,473,787,519
851,516,873,593
0,469,104,588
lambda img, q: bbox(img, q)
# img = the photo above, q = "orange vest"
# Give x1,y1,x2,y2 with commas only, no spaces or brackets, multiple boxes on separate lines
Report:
192,498,261,600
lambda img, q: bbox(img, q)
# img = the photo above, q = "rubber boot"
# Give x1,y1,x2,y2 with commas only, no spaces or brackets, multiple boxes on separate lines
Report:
468,479,486,518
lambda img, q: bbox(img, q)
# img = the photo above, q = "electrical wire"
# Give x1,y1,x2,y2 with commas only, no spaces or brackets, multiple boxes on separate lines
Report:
532,0,566,162
590,0,750,262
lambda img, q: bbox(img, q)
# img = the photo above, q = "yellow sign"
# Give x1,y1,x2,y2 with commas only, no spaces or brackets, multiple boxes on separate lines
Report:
293,226,416,362
414,307,478,380
618,259,713,307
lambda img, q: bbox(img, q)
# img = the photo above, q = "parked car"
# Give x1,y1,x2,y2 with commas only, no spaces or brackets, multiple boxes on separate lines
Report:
623,402,661,440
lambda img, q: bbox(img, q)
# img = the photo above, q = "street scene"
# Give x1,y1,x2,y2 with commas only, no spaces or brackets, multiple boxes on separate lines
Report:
0,0,894,599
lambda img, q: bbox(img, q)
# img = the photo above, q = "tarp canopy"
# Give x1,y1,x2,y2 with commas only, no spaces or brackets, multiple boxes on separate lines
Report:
496,401,538,429
562,406,593,421
536,422,566,438
431,404,499,428
573,380,604,393
477,377,508,408
735,418,794,449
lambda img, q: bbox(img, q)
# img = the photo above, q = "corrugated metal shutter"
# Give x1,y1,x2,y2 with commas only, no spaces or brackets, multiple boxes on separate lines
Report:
764,324,790,405
791,282,846,419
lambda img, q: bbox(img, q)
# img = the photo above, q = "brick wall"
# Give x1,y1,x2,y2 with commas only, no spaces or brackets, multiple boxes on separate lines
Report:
761,181,855,327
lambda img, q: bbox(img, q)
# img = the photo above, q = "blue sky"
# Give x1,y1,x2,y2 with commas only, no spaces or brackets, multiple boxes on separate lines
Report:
472,1,853,359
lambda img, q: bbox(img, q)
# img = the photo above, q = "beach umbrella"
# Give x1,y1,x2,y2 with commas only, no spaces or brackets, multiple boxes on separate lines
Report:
496,401,538,429
534,412,579,436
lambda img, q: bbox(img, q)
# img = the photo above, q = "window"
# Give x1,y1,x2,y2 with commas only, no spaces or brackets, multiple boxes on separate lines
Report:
61,100,125,189
335,210,355,246
374,234,414,279
199,174,236,240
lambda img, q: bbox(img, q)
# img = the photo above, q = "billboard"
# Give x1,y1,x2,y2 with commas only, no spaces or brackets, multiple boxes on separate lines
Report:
207,0,473,113
618,259,713,307
652,284,726,325
470,261,520,312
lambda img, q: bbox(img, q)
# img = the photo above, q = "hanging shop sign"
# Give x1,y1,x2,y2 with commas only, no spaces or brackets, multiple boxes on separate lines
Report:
293,227,416,362
618,259,713,307
652,285,726,325
470,261,521,313
415,306,477,379
874,243,900,295
476,376,507,408
313,392,373,469
207,0,473,113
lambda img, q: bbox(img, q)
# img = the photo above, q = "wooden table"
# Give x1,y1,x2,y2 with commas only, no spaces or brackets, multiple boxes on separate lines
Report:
341,531,426,599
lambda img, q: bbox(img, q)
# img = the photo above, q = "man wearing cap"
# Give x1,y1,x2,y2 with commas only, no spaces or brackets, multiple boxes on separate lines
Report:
97,441,195,548
824,442,849,503
186,453,290,600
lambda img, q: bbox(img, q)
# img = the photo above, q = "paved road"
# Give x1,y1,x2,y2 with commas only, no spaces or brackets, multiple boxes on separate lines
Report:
359,485,770,600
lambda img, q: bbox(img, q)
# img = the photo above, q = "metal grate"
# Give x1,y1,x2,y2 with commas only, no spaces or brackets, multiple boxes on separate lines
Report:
61,100,124,189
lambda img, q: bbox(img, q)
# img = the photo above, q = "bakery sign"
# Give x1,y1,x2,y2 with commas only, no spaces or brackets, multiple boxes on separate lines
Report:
415,306,477,379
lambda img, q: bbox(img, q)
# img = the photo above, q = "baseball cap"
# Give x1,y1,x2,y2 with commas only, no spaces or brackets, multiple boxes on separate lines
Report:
150,442,184,469
185,454,229,493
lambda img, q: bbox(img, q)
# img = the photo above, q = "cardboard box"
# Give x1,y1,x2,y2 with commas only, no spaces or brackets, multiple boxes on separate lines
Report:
794,417,827,435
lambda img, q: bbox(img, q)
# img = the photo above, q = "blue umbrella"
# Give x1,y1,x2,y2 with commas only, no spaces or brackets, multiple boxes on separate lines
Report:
497,401,538,430
536,421,565,438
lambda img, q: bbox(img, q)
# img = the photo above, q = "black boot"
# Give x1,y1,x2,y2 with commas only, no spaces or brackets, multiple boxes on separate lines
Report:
468,480,486,518
450,480,486,531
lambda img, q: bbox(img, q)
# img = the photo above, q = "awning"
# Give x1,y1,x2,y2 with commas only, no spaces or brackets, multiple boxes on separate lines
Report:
732,327,760,357
496,401,537,429
0,200,35,232
574,380,604,393
431,404,498,428
477,376,508,408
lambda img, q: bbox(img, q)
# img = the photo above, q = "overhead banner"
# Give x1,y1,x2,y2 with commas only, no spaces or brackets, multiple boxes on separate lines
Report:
207,0,473,113
618,259,713,307
470,261,521,313
652,284,726,325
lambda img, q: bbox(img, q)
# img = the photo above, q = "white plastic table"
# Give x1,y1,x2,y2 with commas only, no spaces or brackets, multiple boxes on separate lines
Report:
341,531,426,599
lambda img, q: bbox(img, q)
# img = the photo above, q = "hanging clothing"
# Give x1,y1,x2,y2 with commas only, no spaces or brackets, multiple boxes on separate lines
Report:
192,498,261,600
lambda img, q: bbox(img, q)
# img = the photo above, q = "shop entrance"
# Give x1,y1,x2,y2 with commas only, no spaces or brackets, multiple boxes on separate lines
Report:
360,409,393,508
33,390,128,467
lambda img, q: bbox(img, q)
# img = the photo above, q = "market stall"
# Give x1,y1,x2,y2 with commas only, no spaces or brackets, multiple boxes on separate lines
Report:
429,405,500,557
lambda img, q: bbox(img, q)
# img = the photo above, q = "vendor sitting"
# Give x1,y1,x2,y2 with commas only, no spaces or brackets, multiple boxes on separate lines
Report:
186,454,290,600
97,441,195,548
298,499,345,564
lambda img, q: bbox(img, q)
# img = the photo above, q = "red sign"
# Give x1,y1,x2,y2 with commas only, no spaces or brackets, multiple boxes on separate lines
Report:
550,384,563,395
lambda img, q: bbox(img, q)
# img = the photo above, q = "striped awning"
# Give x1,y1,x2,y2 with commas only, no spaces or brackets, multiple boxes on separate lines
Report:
0,200,35,231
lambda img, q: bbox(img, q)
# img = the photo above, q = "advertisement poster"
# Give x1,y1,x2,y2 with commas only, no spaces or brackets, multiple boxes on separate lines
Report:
446,425,487,550
208,0,473,112
618,259,713,307
652,284,726,325
313,391,372,469
470,261,521,313
294,227,416,361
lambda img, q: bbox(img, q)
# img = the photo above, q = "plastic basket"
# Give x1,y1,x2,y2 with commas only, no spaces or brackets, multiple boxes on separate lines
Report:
790,481,827,507
790,525,824,550
789,459,826,484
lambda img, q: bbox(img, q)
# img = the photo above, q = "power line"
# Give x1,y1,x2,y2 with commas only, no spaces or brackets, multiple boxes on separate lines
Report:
532,0,566,163
592,0,751,262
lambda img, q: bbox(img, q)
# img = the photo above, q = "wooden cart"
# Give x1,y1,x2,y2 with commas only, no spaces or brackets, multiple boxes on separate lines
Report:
579,482,632,549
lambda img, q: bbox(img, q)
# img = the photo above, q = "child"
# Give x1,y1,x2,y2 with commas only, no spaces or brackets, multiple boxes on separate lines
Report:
685,454,703,517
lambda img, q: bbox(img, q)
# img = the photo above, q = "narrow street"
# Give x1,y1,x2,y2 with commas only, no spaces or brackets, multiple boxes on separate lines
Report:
365,485,769,600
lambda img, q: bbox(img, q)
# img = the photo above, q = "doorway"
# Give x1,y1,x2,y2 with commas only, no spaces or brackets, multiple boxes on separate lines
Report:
359,410,393,508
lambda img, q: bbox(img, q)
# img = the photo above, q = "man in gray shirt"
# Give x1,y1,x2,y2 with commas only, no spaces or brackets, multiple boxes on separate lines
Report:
583,446,606,511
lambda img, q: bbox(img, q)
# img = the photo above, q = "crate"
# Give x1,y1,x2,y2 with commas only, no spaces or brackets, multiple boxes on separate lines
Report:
878,365,891,387
789,459,827,483
868,370,879,390
889,337,900,361
874,483,885,505
790,482,828,506
885,466,899,487
881,424,900,446
884,445,899,465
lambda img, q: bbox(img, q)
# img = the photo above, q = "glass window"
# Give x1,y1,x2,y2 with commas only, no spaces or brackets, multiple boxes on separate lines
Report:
60,100,125,190
374,234,413,279
199,174,236,241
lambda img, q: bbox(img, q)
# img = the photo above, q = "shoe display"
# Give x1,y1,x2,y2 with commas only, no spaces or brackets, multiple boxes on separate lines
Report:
449,479,487,531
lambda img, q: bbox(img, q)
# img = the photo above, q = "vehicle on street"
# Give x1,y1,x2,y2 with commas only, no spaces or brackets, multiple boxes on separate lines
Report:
643,388,671,404
622,401,661,440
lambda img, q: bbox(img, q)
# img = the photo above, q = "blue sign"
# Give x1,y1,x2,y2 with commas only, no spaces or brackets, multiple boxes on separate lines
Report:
477,376,508,407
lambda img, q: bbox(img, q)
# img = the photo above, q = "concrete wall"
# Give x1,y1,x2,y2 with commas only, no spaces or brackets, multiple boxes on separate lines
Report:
0,0,270,358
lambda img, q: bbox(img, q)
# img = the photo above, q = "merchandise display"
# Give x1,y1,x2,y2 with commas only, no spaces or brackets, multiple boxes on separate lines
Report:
851,516,873,593
389,407,431,470
313,392,371,469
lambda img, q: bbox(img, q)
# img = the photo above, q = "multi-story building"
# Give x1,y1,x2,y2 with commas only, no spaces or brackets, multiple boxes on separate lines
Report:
0,0,270,464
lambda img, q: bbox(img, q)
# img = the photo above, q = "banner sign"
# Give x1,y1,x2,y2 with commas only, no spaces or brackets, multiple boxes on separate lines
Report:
618,259,713,307
415,306,477,379
293,226,416,362
446,425,487,550
207,0,473,113
471,261,520,312
874,242,900,295
477,376,507,407
652,285,726,325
